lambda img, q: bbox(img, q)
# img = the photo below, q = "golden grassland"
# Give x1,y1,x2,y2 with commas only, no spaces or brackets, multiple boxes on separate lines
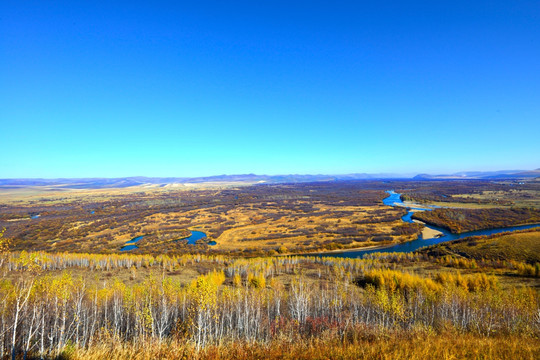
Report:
1,184,419,255
62,202,409,254
68,334,540,360
0,184,164,205
0,183,250,205
204,204,408,252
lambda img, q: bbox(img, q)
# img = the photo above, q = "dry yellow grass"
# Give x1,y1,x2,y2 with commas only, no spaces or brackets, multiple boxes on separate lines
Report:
68,334,540,360
195,204,407,251
76,200,410,253
438,230,540,263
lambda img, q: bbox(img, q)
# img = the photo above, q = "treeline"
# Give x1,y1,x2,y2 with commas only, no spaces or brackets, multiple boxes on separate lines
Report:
2,252,539,359
364,251,540,278
412,207,540,233
359,268,500,293
433,255,540,277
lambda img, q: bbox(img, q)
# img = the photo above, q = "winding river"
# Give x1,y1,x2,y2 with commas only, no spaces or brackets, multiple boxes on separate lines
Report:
318,190,540,258
119,191,539,254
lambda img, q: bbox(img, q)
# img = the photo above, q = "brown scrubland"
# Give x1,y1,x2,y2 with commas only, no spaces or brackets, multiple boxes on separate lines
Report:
2,179,538,256
0,182,422,255
412,207,540,233
0,179,539,359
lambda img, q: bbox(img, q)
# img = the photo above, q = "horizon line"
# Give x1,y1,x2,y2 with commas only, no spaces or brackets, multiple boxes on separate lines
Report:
0,168,537,181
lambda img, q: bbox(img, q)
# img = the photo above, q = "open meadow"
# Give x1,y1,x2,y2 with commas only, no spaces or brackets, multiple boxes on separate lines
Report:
0,179,539,359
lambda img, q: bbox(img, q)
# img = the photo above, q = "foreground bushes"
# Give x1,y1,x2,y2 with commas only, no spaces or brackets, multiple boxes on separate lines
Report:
1,252,539,359
359,268,499,293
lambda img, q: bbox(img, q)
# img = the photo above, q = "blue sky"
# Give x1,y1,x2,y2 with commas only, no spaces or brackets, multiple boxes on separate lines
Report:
1,1,539,178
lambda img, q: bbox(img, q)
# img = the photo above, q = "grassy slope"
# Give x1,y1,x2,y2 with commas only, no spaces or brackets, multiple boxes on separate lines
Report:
425,229,540,263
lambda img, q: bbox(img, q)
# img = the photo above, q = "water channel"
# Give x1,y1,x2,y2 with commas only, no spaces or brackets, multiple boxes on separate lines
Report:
318,190,540,258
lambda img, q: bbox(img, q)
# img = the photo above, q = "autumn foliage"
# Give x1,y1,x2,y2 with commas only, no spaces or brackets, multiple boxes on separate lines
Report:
0,252,538,359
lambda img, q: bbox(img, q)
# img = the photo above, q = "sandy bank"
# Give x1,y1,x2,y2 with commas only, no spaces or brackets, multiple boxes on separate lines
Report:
413,220,444,238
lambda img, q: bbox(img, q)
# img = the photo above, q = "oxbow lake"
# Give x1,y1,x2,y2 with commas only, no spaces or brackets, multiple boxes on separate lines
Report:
120,230,214,251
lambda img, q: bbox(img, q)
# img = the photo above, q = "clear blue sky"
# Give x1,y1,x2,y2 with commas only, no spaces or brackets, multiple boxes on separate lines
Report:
1,1,539,178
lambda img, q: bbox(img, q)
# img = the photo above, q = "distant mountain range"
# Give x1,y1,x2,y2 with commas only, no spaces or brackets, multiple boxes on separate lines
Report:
0,169,538,189
413,169,540,180
0,173,405,189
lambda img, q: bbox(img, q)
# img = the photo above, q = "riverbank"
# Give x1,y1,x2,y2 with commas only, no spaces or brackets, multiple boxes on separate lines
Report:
295,242,398,257
413,219,444,238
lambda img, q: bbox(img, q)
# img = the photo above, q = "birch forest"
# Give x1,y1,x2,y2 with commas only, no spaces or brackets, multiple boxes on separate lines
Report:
1,249,539,359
